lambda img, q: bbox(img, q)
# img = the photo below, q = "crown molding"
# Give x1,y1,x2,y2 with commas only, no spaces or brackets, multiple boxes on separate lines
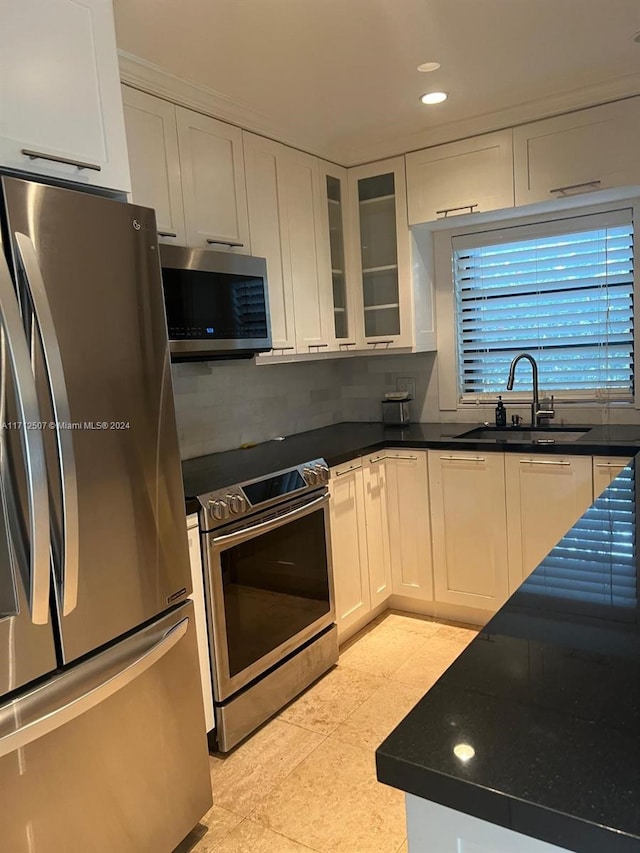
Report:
119,52,640,168
337,72,640,166
118,50,332,161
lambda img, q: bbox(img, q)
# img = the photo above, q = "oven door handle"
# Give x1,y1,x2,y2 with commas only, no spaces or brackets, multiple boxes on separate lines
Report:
211,492,330,548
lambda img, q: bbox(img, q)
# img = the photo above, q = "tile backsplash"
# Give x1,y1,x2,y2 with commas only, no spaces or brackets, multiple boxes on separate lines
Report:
171,352,437,458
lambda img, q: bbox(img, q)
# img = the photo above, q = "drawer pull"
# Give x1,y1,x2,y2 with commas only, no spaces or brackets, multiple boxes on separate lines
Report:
519,459,571,466
366,340,394,346
339,341,357,347
206,239,244,248
335,464,361,476
369,455,386,464
158,230,178,238
440,455,485,462
549,180,601,195
308,343,329,348
386,454,418,460
21,148,101,172
436,204,478,217
595,462,625,468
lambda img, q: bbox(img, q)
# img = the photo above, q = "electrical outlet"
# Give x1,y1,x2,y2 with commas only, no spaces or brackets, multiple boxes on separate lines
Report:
396,377,416,398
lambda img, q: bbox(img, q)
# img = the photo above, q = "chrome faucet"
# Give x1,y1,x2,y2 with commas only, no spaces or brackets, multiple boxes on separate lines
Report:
506,353,555,427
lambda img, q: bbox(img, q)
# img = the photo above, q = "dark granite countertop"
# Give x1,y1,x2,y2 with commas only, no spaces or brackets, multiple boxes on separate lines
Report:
182,421,640,513
376,457,640,853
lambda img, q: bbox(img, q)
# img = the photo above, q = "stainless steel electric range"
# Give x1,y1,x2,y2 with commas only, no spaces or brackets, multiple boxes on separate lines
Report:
198,458,338,752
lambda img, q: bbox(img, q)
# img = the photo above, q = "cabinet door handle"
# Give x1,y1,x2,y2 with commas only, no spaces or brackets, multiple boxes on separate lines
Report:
519,459,571,466
206,239,244,248
366,340,394,346
436,204,478,217
549,180,601,195
440,455,485,462
273,346,295,351
21,148,102,172
369,455,386,464
335,463,361,476
308,343,329,348
595,462,625,468
339,341,357,347
158,230,178,238
385,454,417,460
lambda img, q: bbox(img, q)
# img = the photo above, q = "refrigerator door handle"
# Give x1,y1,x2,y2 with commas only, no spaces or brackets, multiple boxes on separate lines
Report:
14,232,79,616
0,616,189,759
0,248,50,625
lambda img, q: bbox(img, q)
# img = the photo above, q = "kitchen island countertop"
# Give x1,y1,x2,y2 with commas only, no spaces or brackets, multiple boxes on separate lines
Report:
376,456,640,853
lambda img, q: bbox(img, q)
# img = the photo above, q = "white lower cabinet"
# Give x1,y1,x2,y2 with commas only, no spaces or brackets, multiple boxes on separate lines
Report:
385,450,433,601
186,514,215,733
428,451,510,612
329,460,371,639
505,455,593,592
363,453,393,608
593,455,631,498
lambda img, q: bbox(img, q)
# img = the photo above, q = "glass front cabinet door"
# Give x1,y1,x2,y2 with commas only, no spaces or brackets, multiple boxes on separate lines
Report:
318,162,359,353
349,157,412,349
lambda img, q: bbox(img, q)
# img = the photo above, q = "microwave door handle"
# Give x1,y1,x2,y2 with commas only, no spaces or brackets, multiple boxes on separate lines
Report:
14,233,79,616
211,492,330,549
0,248,50,625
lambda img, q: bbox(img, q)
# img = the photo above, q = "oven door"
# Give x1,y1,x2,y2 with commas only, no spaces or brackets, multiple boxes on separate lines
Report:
204,491,334,702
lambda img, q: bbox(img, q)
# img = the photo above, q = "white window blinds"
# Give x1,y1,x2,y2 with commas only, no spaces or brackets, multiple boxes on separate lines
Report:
453,210,635,401
523,465,636,610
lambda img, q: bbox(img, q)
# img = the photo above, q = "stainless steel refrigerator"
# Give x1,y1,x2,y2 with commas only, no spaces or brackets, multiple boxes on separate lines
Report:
0,176,212,852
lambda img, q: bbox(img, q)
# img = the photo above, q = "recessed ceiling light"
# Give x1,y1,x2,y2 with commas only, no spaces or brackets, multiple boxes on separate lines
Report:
417,61,441,73
420,91,448,105
453,743,475,762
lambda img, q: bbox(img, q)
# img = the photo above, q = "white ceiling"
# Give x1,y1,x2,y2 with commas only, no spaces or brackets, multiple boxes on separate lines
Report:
113,0,640,165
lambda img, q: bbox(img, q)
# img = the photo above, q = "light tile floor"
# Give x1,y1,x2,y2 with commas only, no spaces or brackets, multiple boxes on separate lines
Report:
174,611,478,853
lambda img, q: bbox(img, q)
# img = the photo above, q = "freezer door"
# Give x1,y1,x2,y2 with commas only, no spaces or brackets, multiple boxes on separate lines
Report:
2,176,191,663
0,601,212,853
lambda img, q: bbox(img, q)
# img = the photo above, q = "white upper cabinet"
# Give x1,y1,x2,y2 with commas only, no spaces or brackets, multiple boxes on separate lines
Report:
121,87,186,243
349,157,413,350
244,133,296,352
318,160,360,352
513,98,640,205
245,133,335,357
280,147,335,352
406,130,514,225
0,0,131,192
176,108,251,253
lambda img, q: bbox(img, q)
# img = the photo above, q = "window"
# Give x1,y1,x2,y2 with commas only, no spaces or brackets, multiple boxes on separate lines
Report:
453,209,635,402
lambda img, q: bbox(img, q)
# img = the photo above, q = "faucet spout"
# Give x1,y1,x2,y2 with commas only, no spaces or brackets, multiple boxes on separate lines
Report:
506,353,539,428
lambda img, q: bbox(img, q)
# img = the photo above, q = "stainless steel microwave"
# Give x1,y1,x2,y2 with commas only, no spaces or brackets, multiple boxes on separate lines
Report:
160,245,271,361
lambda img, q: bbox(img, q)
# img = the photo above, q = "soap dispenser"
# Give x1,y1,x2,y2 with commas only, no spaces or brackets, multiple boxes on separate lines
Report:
495,395,507,427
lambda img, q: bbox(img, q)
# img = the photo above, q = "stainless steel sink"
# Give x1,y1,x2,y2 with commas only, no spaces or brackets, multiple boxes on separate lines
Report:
458,427,590,443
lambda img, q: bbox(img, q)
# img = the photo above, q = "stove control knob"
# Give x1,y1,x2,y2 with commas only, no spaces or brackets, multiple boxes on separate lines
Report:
228,494,243,514
316,464,329,483
304,467,318,486
236,495,247,514
209,499,228,521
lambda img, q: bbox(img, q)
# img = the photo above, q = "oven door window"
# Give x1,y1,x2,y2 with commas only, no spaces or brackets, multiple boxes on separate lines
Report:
220,508,330,679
